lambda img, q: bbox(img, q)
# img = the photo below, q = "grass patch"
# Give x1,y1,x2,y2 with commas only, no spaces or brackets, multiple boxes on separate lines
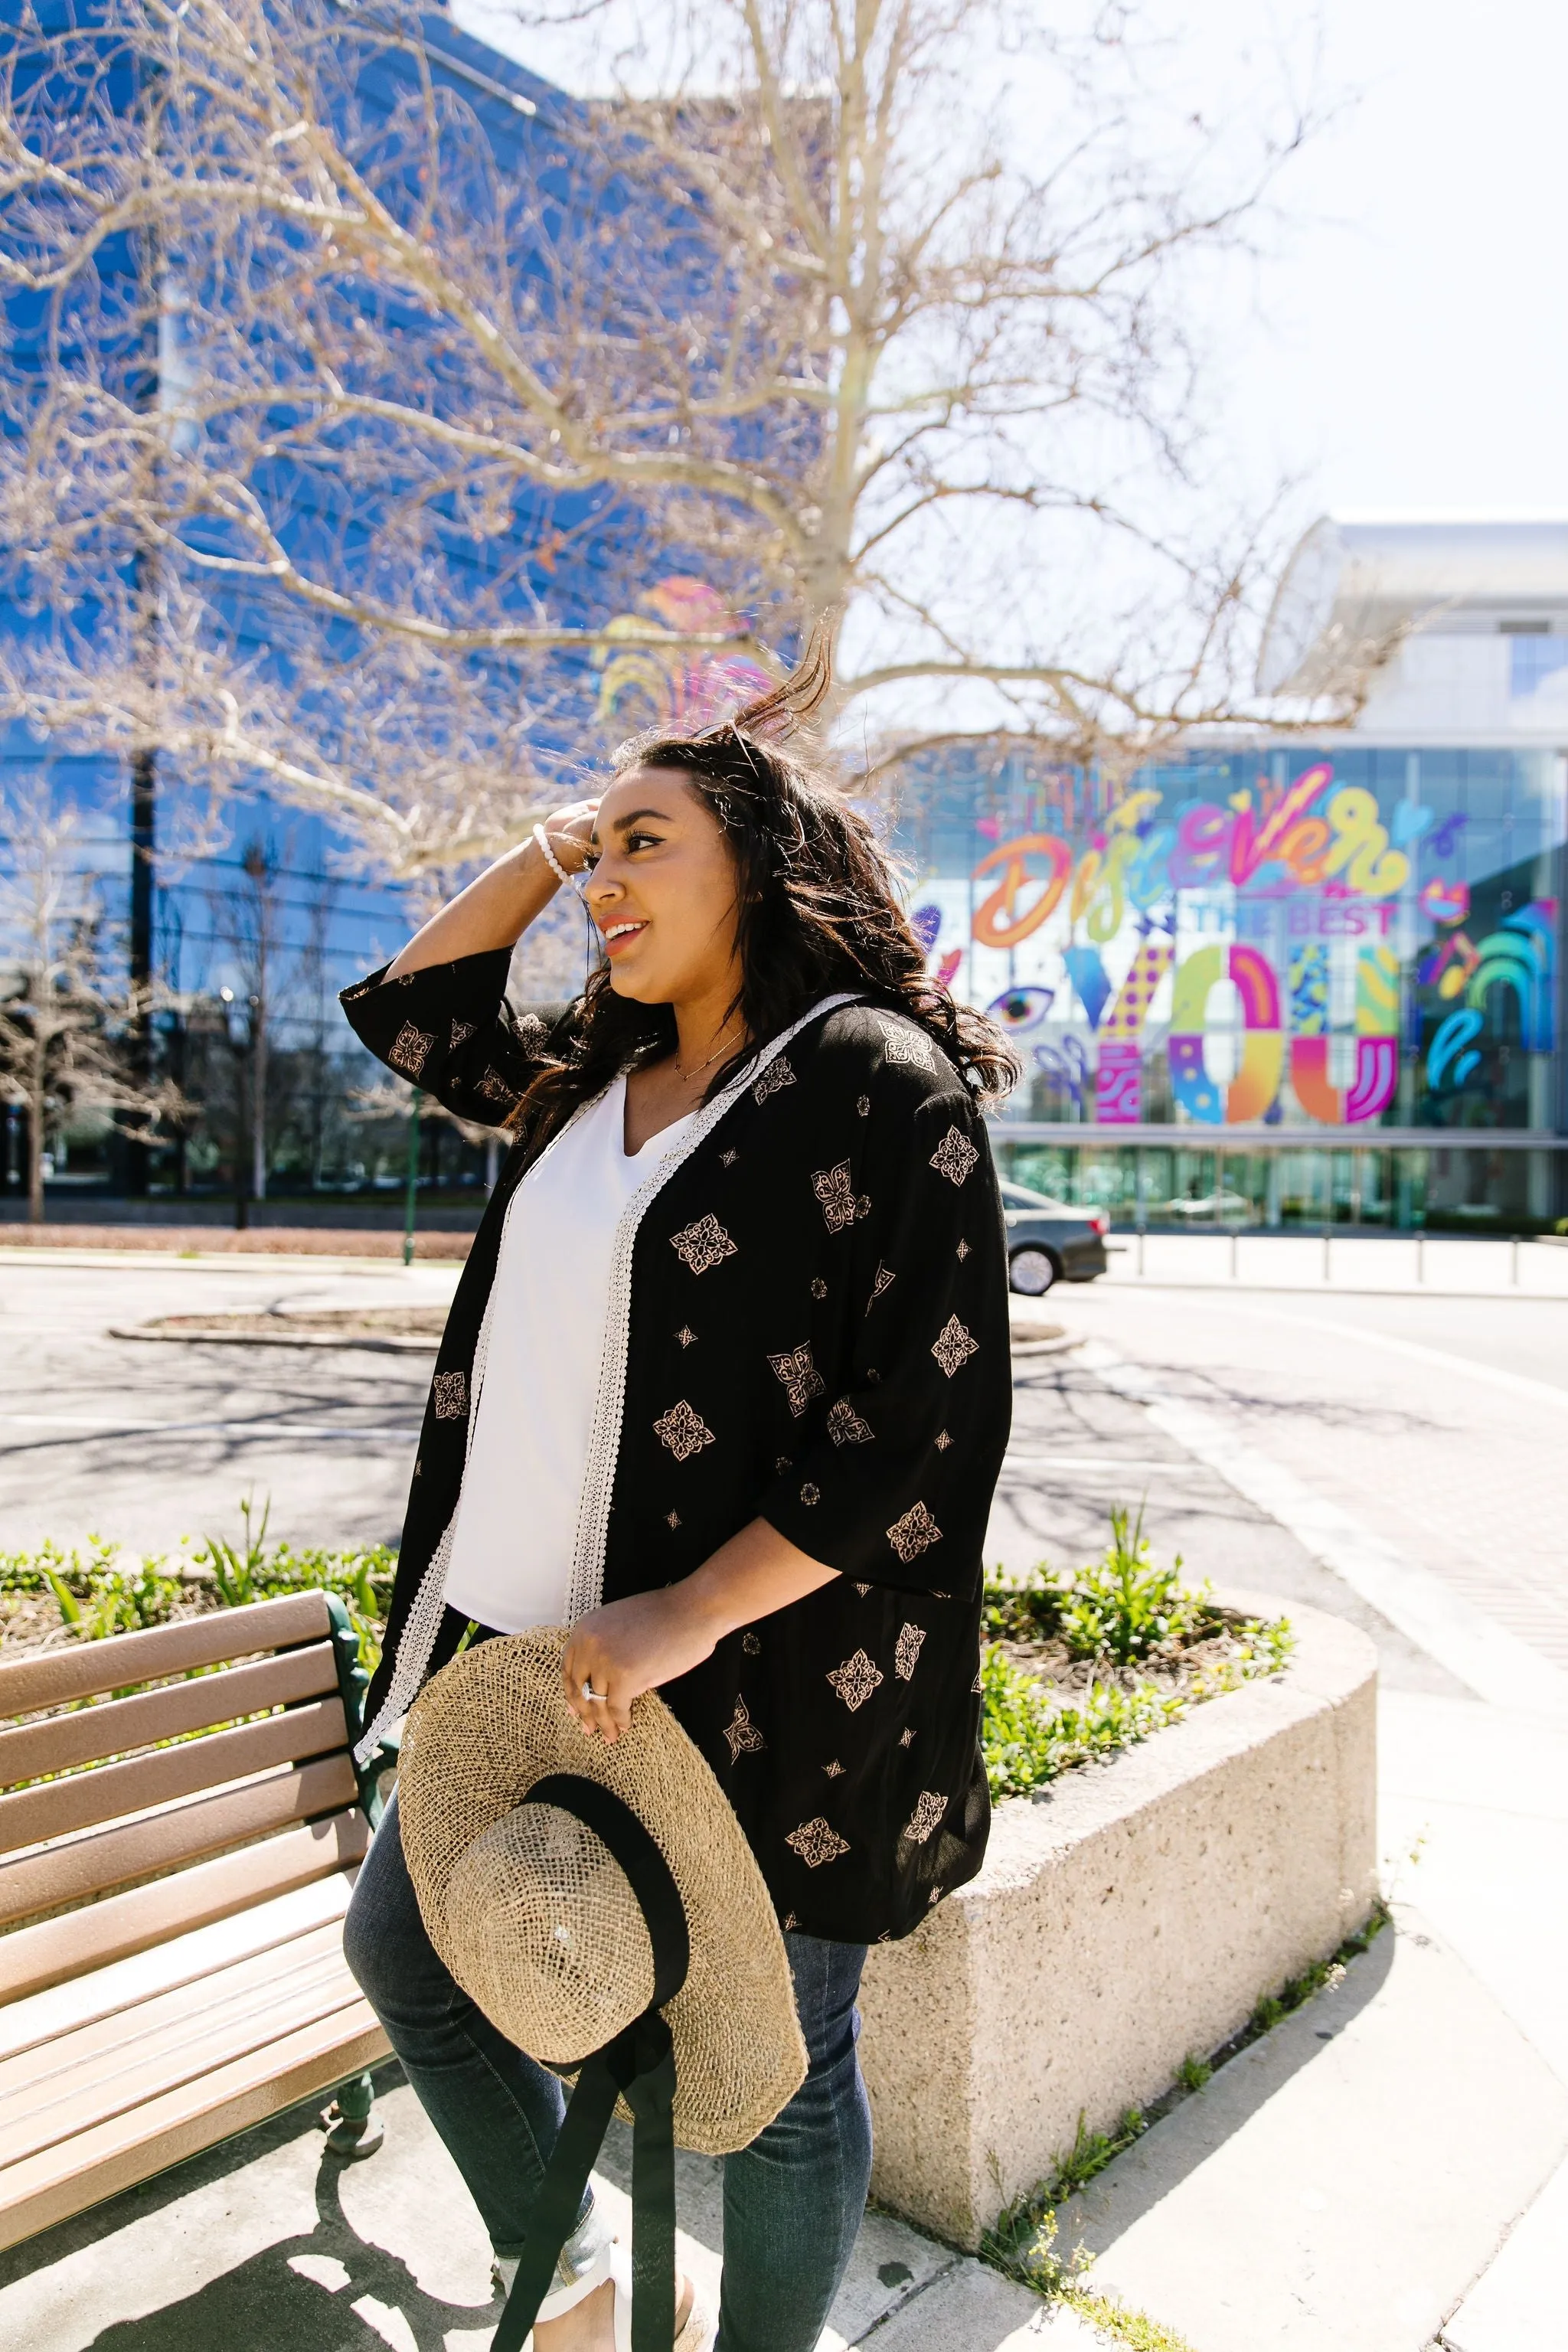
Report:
982,1902,1391,2308
1063,2293,1200,2351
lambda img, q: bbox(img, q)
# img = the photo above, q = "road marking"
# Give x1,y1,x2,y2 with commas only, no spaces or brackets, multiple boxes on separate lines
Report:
1001,1455,1213,1474
1184,1298,1568,1411
0,1413,420,1441
1079,1341,1568,1723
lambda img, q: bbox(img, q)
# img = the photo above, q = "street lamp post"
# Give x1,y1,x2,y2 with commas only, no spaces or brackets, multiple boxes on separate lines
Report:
403,1089,422,1266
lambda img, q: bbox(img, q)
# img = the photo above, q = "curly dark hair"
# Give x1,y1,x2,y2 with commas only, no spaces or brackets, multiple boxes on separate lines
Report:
511,628,1018,1138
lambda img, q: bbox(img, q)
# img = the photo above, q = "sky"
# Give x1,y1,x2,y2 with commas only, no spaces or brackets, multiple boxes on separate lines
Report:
454,0,1568,538
1165,0,1568,521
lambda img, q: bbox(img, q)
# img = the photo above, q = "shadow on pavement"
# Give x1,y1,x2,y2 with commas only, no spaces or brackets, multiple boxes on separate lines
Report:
80,2151,498,2351
1057,1921,1398,2249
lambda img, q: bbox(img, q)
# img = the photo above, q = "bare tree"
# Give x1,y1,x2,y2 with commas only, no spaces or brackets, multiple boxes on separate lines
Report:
0,0,1354,878
0,779,181,1220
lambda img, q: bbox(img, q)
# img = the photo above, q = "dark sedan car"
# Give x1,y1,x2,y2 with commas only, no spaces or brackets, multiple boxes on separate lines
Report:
998,1181,1109,1294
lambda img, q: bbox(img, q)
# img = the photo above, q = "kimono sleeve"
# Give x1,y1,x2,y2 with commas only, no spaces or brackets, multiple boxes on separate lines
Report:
758,1078,1011,1600
338,949,572,1129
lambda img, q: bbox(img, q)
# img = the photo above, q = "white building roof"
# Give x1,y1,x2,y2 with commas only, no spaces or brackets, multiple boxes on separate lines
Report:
1256,515,1568,746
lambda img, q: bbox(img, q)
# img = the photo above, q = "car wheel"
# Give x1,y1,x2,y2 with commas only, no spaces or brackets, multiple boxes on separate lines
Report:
1009,1246,1058,1296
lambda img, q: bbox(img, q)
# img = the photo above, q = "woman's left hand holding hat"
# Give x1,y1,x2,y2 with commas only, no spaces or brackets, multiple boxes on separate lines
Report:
563,1517,839,1740
563,1583,724,1742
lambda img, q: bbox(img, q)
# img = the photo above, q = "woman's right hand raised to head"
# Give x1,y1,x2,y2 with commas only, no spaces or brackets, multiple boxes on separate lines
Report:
538,797,600,877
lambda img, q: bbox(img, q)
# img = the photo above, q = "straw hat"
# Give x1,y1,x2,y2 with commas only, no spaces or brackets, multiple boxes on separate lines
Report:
397,1628,808,2156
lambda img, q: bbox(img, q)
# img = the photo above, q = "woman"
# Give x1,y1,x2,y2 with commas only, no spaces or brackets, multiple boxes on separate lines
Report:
341,654,1018,2352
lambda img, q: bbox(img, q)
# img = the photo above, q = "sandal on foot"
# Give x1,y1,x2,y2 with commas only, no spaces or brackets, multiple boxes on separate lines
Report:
608,2239,713,2352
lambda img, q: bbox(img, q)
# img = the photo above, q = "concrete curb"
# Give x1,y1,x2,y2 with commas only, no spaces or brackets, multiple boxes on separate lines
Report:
858,1596,1378,2249
107,1325,441,1354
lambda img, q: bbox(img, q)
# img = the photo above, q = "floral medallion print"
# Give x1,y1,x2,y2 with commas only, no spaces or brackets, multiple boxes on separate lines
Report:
901,1790,947,1845
652,1400,715,1462
449,1018,476,1050
876,1015,937,1071
887,1501,942,1563
723,1698,766,1761
931,1315,979,1377
894,1622,927,1680
827,1396,874,1446
810,1276,828,1300
476,1067,516,1107
753,1056,796,1106
935,1429,952,1450
786,1817,851,1867
823,1759,845,1777
812,1160,871,1233
799,1481,821,1504
432,1369,469,1420
720,1148,738,1167
899,1727,916,1747
827,1648,884,1712
867,1263,897,1311
389,1022,435,1080
665,1511,681,1529
929,1125,979,1186
675,1326,697,1348
956,1238,971,1260
670,1215,737,1276
769,1343,825,1418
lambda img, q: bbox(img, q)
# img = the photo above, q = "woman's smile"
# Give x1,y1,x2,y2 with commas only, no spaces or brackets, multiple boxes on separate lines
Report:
600,917,648,957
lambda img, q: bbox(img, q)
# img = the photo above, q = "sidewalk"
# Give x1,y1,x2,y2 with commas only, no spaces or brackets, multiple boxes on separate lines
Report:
1104,1230,1568,1299
1047,1687,1568,2352
0,2074,1103,2351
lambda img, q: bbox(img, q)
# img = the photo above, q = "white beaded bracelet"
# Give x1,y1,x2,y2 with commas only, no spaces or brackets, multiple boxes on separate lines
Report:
532,822,584,896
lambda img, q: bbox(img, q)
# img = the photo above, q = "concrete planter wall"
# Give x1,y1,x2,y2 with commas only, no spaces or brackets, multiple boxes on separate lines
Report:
857,1597,1378,2249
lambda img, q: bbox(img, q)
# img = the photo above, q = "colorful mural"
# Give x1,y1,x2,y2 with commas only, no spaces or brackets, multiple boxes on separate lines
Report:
910,756,1562,1130
595,577,774,734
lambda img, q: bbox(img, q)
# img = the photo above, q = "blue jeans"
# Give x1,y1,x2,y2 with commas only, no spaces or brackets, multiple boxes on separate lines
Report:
344,1793,874,2352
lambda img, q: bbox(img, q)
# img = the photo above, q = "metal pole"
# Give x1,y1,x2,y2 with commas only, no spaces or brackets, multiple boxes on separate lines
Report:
1416,1231,1424,1285
403,1088,422,1266
1511,1231,1520,1288
1230,1226,1239,1282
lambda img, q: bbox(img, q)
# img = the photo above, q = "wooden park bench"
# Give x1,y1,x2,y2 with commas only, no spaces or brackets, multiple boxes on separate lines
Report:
0,1590,398,2249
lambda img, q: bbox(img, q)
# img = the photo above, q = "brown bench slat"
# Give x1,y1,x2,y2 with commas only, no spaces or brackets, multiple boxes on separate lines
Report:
0,1593,333,1720
0,1642,341,1790
0,1811,369,2005
0,1699,348,1857
0,2000,389,2251
0,1867,361,2062
0,1753,358,1928
0,1922,356,2161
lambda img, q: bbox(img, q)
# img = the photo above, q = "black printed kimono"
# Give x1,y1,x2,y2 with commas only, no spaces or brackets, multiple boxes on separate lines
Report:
341,952,1011,1943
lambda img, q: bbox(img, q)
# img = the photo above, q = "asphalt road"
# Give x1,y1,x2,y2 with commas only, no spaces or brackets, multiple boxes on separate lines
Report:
1,1253,1564,1696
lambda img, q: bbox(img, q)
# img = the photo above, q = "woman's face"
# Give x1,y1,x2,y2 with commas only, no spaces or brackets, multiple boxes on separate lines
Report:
585,766,743,1008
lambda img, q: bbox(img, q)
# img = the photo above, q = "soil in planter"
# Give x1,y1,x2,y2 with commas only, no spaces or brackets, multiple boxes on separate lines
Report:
979,1505,1293,1798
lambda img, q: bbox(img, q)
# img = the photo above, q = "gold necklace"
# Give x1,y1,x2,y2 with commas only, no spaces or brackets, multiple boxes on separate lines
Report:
675,1029,743,1083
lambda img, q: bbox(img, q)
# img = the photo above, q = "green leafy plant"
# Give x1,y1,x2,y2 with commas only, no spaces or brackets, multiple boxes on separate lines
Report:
1057,1503,1207,1664
978,1613,1292,1804
2,1496,397,1677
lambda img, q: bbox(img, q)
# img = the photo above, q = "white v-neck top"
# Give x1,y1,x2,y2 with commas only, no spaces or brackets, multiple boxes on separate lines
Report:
441,1073,695,1635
